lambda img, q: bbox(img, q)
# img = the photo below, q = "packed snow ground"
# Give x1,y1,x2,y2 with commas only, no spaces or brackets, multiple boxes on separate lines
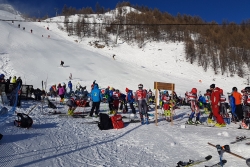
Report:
0,9,249,167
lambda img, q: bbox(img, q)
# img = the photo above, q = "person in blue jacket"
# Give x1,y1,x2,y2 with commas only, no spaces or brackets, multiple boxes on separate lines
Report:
229,93,237,121
68,81,73,92
125,87,136,114
90,84,103,117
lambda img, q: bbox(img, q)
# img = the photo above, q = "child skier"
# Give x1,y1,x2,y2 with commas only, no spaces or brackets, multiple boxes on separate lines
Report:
186,88,201,125
135,84,149,124
112,89,120,114
161,91,172,122
125,87,136,114
66,96,77,116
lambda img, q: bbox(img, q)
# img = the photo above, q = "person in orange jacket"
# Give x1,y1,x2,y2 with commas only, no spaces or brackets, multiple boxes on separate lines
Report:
210,84,226,127
232,87,243,121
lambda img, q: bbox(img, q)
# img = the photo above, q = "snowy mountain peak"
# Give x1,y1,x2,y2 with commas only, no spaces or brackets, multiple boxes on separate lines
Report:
0,3,20,15
105,6,141,16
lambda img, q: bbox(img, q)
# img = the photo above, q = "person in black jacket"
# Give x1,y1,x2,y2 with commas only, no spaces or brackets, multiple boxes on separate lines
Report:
16,77,22,89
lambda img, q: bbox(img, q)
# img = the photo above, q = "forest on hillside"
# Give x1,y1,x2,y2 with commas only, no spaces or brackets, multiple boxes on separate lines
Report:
59,1,250,78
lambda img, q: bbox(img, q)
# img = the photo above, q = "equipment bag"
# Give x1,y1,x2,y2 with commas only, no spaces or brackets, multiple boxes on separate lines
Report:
47,99,57,109
110,114,124,129
98,113,113,130
14,113,33,129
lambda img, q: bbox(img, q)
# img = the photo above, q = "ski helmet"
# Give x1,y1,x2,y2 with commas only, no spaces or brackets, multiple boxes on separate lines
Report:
138,84,143,89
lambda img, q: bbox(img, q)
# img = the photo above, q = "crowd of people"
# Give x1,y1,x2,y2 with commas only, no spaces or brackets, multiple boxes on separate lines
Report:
184,83,249,128
43,79,250,128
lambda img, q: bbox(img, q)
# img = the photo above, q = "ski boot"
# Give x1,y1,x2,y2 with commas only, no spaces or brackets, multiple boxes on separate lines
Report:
195,120,202,125
68,109,74,116
207,118,216,124
186,118,195,125
141,118,144,125
145,118,149,125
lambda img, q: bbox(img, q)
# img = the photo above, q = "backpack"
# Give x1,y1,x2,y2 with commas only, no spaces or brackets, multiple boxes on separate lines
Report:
110,114,124,129
14,113,33,128
98,113,113,130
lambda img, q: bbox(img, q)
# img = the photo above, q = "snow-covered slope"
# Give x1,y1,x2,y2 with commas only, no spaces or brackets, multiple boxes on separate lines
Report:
0,9,249,167
0,9,247,94
0,4,21,16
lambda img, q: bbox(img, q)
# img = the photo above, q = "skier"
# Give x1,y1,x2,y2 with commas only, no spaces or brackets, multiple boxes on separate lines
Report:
68,81,73,93
135,84,149,124
147,89,154,104
30,29,33,33
112,89,120,114
91,80,96,91
60,60,64,66
107,87,114,114
57,83,65,103
186,88,201,124
49,84,57,97
112,54,116,60
162,91,172,122
89,84,102,117
66,96,77,116
69,73,72,80
232,87,243,121
241,87,250,129
125,87,136,114
16,77,22,89
11,76,16,84
204,89,214,123
210,84,226,127
219,89,228,118
0,74,5,83
119,92,127,113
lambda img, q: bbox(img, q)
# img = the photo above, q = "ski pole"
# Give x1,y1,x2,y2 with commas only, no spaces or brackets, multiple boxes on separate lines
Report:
208,142,247,160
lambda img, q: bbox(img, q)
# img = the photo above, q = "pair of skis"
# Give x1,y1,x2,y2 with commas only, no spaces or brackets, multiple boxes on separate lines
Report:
177,155,227,167
230,135,250,144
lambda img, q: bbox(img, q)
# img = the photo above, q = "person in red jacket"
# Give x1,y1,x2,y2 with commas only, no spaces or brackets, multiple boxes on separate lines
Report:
210,84,226,127
135,84,149,125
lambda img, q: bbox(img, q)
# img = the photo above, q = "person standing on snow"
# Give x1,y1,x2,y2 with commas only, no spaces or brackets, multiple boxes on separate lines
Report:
210,84,226,127
16,77,22,89
232,87,243,121
57,83,65,102
60,60,64,66
186,88,201,125
66,96,77,116
125,87,136,114
112,89,120,114
68,81,73,93
107,87,114,113
135,84,149,124
89,84,102,117
119,91,127,112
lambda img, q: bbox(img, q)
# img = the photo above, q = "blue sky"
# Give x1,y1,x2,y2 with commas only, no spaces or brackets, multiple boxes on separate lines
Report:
3,0,250,23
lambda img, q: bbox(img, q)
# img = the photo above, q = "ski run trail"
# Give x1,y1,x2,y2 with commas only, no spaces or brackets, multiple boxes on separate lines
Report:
0,7,250,167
